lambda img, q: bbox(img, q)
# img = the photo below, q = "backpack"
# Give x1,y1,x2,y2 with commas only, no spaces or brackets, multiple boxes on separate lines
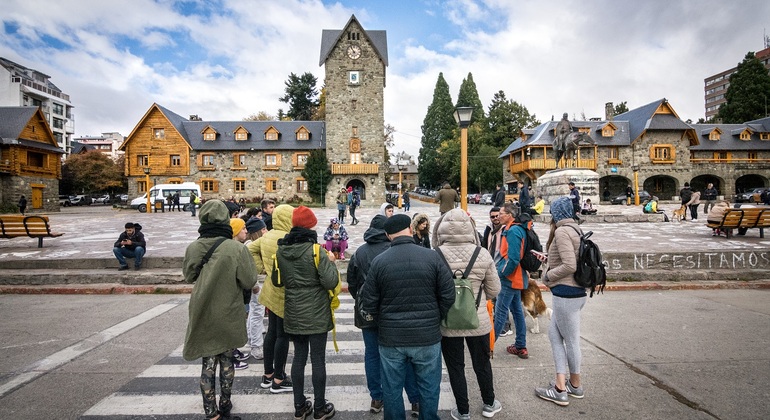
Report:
513,213,543,273
436,246,484,330
566,226,606,297
352,193,360,207
644,201,653,213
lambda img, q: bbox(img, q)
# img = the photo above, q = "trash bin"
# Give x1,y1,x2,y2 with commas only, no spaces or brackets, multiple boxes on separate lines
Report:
154,200,165,213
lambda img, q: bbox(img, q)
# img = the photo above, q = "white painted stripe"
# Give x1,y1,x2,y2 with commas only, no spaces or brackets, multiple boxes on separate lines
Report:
0,298,187,398
83,384,456,416
139,362,369,377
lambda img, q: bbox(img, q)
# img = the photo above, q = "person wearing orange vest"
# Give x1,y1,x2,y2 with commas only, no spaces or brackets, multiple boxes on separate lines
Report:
493,202,529,359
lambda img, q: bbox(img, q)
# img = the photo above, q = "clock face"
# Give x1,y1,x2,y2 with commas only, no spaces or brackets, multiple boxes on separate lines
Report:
347,44,361,59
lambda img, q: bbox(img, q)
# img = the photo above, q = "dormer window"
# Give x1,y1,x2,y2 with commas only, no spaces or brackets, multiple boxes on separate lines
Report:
709,131,720,141
202,126,218,141
234,126,249,141
296,126,310,141
265,126,280,140
739,131,750,140
600,122,616,137
760,133,770,140
578,127,590,134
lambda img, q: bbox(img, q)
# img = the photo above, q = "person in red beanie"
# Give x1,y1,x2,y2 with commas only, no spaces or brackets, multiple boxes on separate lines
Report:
274,205,340,419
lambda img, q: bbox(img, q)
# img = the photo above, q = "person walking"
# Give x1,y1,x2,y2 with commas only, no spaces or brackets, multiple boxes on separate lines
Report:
567,182,580,217
18,195,27,215
112,222,146,271
679,182,693,221
190,191,199,217
349,190,360,225
533,197,587,407
248,204,295,394
359,214,455,420
492,184,505,208
518,181,531,214
173,190,182,212
493,202,529,359
433,208,503,419
182,200,259,420
272,206,340,420
625,185,633,206
336,188,348,224
403,190,411,212
436,183,460,215
702,183,718,214
686,191,701,222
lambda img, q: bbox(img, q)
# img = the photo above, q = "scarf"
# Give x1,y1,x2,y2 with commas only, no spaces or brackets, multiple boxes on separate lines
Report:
197,223,233,239
278,227,318,245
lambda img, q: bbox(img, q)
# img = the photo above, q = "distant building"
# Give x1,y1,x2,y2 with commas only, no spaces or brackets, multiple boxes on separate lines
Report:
0,57,75,154
72,132,124,161
704,46,770,119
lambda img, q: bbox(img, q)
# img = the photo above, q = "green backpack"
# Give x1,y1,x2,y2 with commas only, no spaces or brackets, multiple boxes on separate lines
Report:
436,247,483,330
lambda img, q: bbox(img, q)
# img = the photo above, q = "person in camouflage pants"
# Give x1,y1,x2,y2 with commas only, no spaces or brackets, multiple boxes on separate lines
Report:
200,350,236,418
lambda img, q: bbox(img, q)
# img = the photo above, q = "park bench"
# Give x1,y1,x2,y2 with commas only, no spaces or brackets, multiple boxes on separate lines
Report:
0,215,64,248
707,208,770,239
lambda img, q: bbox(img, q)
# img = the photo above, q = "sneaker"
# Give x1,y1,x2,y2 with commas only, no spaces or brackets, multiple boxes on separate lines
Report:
370,399,383,414
450,408,470,420
233,349,249,362
410,403,419,418
482,399,502,418
294,398,313,419
232,359,248,370
535,384,569,406
313,400,335,420
250,348,264,361
271,376,293,394
499,329,513,337
565,380,585,399
506,345,529,359
260,375,272,389
118,266,129,271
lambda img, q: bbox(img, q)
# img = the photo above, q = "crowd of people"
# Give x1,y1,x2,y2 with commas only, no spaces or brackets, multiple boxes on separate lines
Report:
169,179,594,420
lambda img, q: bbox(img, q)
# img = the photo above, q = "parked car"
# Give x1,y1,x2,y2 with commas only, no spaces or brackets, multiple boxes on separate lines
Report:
467,193,480,204
58,195,71,207
119,194,129,203
480,193,493,205
70,195,92,206
93,194,110,204
610,190,651,205
735,187,766,203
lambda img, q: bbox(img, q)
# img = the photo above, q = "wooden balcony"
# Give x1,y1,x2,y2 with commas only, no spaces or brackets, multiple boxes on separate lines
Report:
509,157,596,173
331,163,380,175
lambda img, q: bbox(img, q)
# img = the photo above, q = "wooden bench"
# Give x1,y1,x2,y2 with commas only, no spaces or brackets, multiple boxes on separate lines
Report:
707,208,770,238
0,215,65,248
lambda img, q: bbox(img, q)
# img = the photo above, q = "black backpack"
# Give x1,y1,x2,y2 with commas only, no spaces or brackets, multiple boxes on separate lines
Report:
567,226,606,297
513,213,542,273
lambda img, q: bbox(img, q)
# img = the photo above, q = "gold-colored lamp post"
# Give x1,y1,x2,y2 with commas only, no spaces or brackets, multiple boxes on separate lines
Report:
143,167,151,213
454,106,474,212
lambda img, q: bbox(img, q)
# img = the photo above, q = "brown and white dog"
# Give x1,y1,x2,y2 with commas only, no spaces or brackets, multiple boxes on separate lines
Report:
672,205,686,222
521,280,552,334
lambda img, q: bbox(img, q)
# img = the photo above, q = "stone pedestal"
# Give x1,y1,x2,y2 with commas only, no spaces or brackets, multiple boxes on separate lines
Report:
535,168,600,206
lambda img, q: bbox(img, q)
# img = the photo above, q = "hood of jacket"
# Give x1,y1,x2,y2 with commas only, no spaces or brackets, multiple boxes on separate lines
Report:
433,208,479,247
363,215,390,244
411,213,431,234
272,204,294,232
379,202,393,216
198,200,230,225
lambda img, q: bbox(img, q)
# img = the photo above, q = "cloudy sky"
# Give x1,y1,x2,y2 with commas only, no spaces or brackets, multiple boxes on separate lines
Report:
2,0,769,159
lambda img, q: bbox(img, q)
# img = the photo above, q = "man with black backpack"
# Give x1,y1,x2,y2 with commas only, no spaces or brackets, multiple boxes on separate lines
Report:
494,202,538,359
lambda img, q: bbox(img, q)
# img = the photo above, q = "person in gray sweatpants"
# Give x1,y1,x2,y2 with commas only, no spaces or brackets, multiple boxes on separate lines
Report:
534,197,587,406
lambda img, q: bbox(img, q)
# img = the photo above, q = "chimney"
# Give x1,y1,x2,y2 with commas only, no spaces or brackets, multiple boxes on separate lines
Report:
605,102,614,121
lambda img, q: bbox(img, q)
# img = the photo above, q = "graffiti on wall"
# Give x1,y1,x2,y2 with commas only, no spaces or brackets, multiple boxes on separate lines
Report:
604,251,770,271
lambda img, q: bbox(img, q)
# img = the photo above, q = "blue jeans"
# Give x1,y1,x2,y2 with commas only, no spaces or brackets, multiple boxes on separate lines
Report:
494,284,526,349
362,328,419,402
113,246,145,267
379,343,441,420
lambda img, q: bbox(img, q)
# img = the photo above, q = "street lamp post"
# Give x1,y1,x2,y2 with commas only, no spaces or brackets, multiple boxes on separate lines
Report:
454,106,474,212
143,167,151,213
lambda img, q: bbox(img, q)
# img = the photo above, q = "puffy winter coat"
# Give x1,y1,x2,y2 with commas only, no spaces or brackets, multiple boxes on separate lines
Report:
359,235,455,347
542,219,582,289
433,208,500,338
249,204,293,317
347,215,390,328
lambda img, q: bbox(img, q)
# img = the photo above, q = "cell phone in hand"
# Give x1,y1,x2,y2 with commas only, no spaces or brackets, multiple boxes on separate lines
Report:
531,250,547,258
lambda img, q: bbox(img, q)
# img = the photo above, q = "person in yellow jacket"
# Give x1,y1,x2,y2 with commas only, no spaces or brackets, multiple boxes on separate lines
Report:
248,204,294,393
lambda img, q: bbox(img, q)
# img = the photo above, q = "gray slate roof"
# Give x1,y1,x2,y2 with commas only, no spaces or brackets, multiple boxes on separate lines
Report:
689,122,770,151
0,106,64,153
319,15,388,66
498,119,632,158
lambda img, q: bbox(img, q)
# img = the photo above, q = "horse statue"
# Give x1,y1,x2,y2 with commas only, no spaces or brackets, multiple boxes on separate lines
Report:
553,131,595,167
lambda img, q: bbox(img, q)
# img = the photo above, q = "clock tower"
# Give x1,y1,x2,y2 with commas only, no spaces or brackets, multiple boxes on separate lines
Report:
320,15,388,206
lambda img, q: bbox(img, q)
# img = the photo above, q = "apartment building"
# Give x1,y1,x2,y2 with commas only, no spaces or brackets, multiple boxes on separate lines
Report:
704,45,770,119
72,132,125,161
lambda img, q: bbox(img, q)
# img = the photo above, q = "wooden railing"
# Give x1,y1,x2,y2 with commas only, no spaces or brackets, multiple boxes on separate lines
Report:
509,158,596,173
691,158,770,164
331,163,380,175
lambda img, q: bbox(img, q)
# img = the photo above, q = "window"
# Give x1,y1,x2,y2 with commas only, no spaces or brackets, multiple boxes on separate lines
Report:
760,133,770,140
170,155,181,166
137,155,149,166
54,133,63,144
154,128,165,139
739,131,750,140
202,154,215,167
265,154,278,166
602,126,615,137
139,181,147,193
578,127,590,134
350,153,361,164
608,147,619,159
650,145,675,163
352,126,358,137
234,179,246,192
27,152,45,167
201,179,218,193
52,103,63,115
204,132,216,140
266,178,278,192
295,153,309,168
748,152,758,160
297,131,309,140
265,127,280,140
235,130,248,140
709,131,720,140
351,99,357,111
234,153,246,167
297,179,308,193
713,152,728,161
52,118,63,129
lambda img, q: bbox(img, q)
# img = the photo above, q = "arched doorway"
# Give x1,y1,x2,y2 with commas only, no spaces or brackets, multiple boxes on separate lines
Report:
599,175,631,202
690,175,724,196
346,178,367,200
735,174,768,194
643,175,677,200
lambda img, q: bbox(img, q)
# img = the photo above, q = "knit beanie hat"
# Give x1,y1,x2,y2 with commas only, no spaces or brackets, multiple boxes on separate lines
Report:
229,218,246,238
246,218,266,233
292,205,318,229
550,196,574,223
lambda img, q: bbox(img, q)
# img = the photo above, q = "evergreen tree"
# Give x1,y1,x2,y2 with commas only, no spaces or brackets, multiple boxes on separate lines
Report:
717,52,770,123
456,73,488,158
301,149,332,203
486,90,540,150
418,73,456,188
279,72,319,121
614,101,629,115
469,143,504,192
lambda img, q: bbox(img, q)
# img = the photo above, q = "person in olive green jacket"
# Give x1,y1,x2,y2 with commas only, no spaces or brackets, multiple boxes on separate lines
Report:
183,200,258,420
272,205,340,419
247,204,294,393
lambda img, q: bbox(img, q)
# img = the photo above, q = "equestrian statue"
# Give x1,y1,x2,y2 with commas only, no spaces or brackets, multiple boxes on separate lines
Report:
552,112,595,167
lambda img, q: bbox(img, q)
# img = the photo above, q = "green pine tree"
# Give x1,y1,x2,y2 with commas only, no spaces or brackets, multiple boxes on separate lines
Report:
717,52,770,123
418,73,457,189
301,149,332,203
279,72,319,121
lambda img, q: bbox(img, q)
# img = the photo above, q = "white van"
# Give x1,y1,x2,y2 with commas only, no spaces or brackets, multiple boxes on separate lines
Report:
130,183,202,213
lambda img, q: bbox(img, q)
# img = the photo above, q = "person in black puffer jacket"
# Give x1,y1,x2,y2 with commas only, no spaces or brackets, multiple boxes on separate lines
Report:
359,214,455,420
